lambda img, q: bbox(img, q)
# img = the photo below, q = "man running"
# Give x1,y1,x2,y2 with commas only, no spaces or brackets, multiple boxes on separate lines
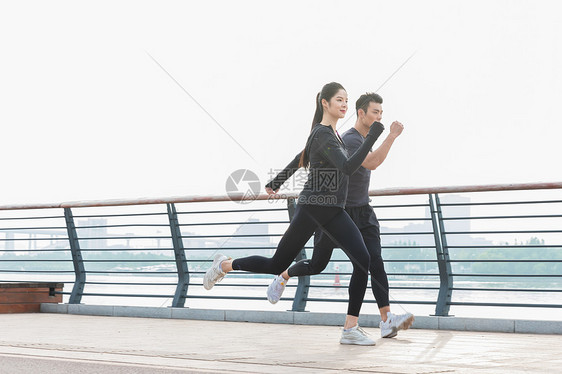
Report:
265,92,414,340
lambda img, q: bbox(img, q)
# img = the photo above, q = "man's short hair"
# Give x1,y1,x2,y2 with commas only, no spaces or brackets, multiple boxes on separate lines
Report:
355,93,383,115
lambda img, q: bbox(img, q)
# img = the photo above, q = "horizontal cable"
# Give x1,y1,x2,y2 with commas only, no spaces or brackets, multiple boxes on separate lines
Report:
449,259,562,263
0,249,70,252
85,282,177,286
389,286,440,290
178,232,435,239
451,273,562,277
302,284,439,290
79,248,174,252
82,260,175,263
189,282,267,287
371,203,430,209
447,301,562,308
81,293,173,298
328,259,436,263
0,226,67,231
177,208,287,215
315,272,440,277
0,270,74,273
0,215,64,221
170,295,436,305
0,237,68,241
181,246,301,251
181,234,281,238
85,271,178,274
0,280,74,284
178,295,270,301
72,212,167,219
448,245,559,249
445,230,562,235
0,259,72,262
304,298,436,305
179,283,437,291
187,271,261,275
381,232,434,236
382,246,437,249
439,200,562,207
76,236,171,240
76,224,170,229
377,218,431,222
452,287,562,293
179,220,289,227
442,214,562,221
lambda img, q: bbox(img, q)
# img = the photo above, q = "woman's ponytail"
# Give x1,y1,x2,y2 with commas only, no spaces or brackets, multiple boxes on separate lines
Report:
298,82,345,169
299,92,323,168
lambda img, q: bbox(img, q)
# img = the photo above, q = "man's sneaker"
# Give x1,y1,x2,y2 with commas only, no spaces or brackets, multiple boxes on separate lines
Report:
379,312,415,338
267,275,288,304
203,254,230,290
340,325,376,346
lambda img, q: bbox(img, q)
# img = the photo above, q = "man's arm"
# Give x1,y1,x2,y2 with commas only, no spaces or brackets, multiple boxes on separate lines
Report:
362,121,404,171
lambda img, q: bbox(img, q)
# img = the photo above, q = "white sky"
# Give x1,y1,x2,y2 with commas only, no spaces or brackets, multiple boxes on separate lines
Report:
1,1,561,205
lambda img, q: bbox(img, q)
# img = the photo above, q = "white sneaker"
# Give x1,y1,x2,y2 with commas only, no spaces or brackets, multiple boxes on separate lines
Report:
380,320,398,338
203,254,230,290
340,325,376,346
380,312,415,338
267,275,288,304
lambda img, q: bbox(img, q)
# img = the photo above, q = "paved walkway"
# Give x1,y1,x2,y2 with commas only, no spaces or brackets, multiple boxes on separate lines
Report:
1,313,561,373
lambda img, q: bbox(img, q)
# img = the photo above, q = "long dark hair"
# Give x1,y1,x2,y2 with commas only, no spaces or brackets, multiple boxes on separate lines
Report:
298,82,346,168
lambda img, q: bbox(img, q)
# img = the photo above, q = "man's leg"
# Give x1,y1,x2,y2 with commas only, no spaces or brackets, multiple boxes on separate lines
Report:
362,225,390,317
360,213,414,337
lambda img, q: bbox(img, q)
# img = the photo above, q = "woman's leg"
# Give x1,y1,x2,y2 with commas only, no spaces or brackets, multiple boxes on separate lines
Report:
286,229,336,278
267,228,336,305
227,205,339,275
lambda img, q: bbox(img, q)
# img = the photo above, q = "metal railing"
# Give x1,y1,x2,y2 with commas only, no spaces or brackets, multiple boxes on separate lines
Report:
1,182,561,317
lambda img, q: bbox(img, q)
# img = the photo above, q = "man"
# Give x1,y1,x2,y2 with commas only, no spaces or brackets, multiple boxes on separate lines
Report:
265,92,413,343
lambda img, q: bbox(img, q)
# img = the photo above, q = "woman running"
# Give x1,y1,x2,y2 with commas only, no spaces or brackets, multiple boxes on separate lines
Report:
204,82,385,345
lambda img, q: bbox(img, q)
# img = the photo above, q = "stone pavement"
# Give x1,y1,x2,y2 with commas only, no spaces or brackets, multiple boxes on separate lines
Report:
1,313,561,373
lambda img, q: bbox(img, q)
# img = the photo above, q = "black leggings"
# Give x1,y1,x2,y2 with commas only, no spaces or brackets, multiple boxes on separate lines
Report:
288,224,390,310
232,204,370,317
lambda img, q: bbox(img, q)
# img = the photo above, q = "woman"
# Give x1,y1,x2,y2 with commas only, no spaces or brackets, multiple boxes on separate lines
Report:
204,82,385,345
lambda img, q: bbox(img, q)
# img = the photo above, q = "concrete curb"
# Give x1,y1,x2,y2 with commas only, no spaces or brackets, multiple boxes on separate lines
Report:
40,303,562,335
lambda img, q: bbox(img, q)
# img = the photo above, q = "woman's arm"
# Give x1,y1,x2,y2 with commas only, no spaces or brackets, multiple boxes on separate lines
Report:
265,152,303,193
316,122,384,175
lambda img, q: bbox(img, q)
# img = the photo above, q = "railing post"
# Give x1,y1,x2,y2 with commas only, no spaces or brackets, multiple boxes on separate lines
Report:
167,203,189,307
288,197,310,312
429,194,453,316
64,208,85,304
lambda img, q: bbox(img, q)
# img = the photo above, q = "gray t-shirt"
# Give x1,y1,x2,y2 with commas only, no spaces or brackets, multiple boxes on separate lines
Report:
341,127,371,208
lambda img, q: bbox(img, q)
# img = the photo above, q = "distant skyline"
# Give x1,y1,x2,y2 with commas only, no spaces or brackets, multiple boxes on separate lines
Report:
1,1,561,205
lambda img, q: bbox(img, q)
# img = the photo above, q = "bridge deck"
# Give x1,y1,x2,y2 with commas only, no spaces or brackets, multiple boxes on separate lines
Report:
1,313,561,373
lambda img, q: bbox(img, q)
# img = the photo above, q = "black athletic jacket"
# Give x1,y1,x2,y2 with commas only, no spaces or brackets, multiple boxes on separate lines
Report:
266,123,383,208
